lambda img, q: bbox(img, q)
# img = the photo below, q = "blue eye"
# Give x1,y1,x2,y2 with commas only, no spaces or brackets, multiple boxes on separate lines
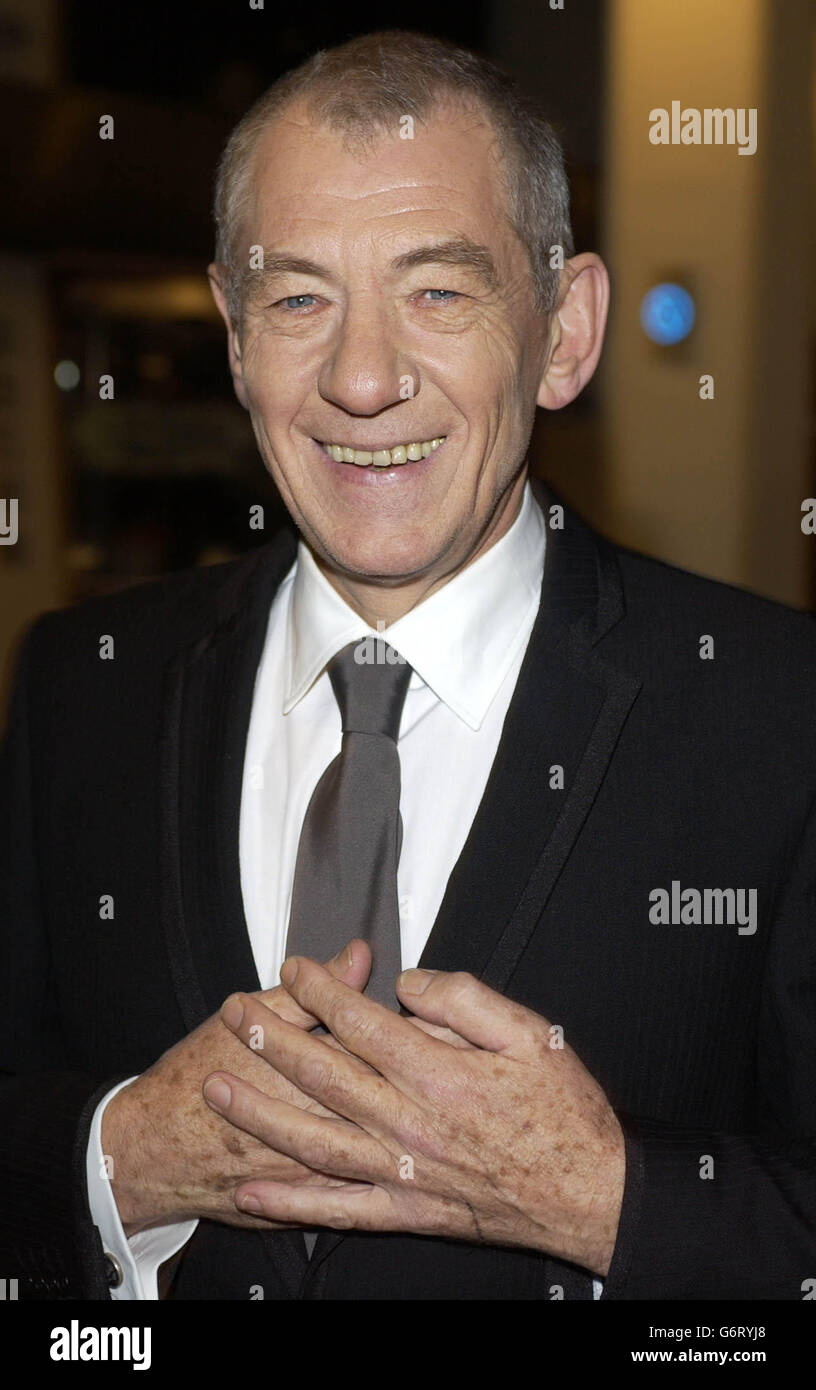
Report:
424,289,458,301
282,294,316,309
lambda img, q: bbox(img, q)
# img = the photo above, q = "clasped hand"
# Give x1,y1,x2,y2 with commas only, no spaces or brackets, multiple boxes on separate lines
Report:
203,940,625,1276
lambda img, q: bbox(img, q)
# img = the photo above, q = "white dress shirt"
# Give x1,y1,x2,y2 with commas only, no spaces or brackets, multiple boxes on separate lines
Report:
87,478,600,1299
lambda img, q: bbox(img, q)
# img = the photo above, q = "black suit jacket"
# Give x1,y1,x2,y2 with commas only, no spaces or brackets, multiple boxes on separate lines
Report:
2,481,815,1300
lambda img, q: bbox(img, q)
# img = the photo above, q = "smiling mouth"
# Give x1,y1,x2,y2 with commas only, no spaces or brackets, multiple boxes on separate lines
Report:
318,436,446,468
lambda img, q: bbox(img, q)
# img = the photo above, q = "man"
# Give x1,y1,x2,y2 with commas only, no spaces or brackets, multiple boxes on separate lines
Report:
1,30,815,1302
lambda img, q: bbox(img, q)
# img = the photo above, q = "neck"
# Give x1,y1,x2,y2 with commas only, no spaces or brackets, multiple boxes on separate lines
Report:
316,469,528,627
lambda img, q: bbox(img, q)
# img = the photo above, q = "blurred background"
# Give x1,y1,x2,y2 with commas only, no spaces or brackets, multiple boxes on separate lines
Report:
0,0,814,702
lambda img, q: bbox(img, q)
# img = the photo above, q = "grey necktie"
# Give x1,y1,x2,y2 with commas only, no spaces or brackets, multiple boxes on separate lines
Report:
285,637,412,1260
285,637,412,1004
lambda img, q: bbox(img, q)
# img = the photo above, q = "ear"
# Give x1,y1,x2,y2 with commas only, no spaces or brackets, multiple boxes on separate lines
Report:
207,263,250,410
537,252,609,411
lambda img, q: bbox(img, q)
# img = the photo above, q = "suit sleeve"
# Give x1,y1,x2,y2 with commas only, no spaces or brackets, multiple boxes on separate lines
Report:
0,619,127,1300
602,792,816,1301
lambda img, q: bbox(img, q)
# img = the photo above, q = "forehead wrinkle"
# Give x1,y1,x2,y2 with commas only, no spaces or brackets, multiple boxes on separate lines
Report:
250,119,507,226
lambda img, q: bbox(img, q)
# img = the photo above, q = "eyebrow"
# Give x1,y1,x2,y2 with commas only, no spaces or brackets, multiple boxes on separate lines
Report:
241,237,500,296
390,238,499,291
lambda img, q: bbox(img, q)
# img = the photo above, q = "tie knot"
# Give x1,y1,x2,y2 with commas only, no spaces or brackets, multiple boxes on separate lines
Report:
328,638,412,741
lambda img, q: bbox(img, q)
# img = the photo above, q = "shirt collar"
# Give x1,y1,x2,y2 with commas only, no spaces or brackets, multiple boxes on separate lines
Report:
283,477,546,730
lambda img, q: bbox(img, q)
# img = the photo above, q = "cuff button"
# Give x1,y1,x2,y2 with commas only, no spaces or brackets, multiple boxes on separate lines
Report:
104,1254,124,1288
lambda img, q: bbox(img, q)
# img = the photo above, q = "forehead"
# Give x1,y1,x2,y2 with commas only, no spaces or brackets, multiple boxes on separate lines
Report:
243,101,515,259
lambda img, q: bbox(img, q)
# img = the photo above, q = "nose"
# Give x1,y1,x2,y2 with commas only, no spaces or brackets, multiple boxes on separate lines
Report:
317,294,416,416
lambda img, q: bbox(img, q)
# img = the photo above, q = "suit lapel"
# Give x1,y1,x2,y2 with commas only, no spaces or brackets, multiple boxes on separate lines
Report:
160,535,297,1029
422,480,641,988
309,481,642,1277
159,530,310,1298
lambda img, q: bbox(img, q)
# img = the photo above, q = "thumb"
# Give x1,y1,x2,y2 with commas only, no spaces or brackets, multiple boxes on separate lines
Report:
395,968,533,1054
254,938,372,1029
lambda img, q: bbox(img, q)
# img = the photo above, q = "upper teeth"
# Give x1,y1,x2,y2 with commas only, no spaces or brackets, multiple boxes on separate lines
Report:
322,437,446,467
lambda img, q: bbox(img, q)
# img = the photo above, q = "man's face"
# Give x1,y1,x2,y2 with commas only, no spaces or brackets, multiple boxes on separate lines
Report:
222,101,553,590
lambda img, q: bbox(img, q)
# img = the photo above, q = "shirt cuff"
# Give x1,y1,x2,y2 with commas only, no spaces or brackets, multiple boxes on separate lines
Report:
86,1076,198,1300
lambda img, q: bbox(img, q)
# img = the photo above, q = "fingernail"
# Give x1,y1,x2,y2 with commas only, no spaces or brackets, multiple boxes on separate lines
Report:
239,1194,262,1214
280,957,299,987
221,995,244,1029
203,1077,232,1110
398,968,434,994
331,942,354,971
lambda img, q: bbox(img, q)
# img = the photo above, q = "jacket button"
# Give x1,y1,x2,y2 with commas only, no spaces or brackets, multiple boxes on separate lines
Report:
104,1254,124,1288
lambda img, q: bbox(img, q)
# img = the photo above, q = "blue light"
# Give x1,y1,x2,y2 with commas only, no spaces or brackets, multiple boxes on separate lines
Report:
640,283,696,345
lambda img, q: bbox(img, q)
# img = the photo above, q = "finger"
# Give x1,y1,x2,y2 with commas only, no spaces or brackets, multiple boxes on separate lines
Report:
233,1178,395,1233
396,969,541,1055
254,939,372,1030
404,1016,475,1049
203,1074,393,1184
277,956,446,1092
220,993,400,1132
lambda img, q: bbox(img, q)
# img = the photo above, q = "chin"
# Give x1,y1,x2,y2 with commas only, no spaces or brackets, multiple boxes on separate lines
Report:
325,532,442,585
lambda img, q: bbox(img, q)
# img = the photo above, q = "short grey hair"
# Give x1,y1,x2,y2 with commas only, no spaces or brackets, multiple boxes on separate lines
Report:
213,29,574,322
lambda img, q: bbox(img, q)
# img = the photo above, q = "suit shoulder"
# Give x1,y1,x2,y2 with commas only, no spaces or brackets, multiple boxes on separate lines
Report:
23,533,297,671
613,543,816,652
603,539,816,786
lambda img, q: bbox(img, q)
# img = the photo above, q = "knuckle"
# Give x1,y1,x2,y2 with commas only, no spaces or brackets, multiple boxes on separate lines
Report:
295,1051,336,1097
334,999,371,1044
422,1055,476,1111
305,1129,337,1171
422,1069,457,1109
328,1205,355,1230
261,992,292,1021
397,1106,430,1151
397,1107,444,1163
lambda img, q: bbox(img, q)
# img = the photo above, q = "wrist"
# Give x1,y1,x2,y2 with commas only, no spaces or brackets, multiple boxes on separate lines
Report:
569,1111,626,1276
522,1109,625,1276
101,1080,163,1236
